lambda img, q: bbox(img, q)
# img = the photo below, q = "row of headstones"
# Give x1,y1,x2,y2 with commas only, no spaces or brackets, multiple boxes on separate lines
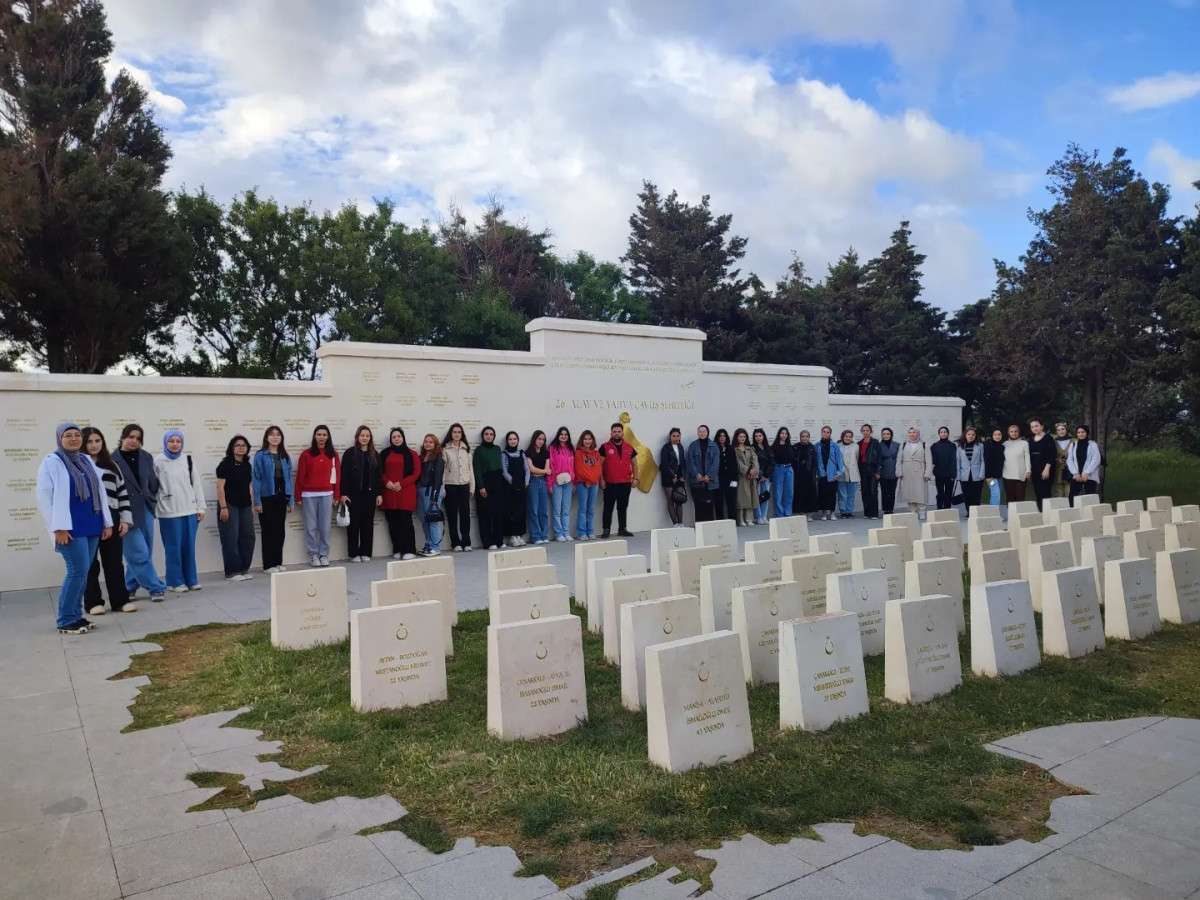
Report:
265,495,1199,773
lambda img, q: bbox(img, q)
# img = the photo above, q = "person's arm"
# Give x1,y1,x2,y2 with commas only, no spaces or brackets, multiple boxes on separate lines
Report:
216,476,229,522
293,453,305,505
1084,443,1101,479
251,454,263,510
1022,442,1031,480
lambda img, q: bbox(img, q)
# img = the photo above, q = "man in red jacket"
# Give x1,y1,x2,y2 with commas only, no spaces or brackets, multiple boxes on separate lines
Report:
599,422,636,537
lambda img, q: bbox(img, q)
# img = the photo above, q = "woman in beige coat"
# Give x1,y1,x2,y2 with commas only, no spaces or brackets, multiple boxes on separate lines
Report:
733,428,758,526
897,426,932,518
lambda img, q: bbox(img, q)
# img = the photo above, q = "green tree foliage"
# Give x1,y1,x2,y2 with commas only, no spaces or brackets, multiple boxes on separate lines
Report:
557,251,648,323
970,146,1178,443
1158,186,1200,450
0,0,183,372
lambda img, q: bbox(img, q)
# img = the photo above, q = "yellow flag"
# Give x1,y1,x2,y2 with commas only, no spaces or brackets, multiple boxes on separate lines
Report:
619,411,659,494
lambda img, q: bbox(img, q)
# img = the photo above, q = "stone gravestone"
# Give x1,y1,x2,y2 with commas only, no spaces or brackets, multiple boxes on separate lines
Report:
884,595,962,704
1073,494,1101,509
701,561,766,634
870,526,913,563
927,508,960,525
1007,500,1040,518
1019,524,1062,578
487,545,547,576
1042,497,1070,514
779,611,868,732
810,532,854,572
769,515,811,552
967,515,1004,542
921,521,959,542
1027,539,1075,613
883,511,920,543
1080,534,1125,606
649,528,695,574
487,614,587,740
491,565,559,619
1147,496,1173,512
1104,558,1159,641
826,568,888,656
744,538,794,582
1115,499,1144,516
975,547,1021,586
969,504,1002,520
782,551,838,615
1157,548,1200,624
1084,503,1113,526
914,536,960,562
1061,519,1102,563
586,554,647,634
967,529,1013,574
645,631,754,772
1172,504,1200,524
851,544,903,602
904,556,965,633
603,571,672,663
1165,521,1200,552
574,538,628,621
696,519,739,564
370,574,454,655
670,544,726,597
350,601,447,712
271,567,349,650
1046,507,1084,528
1103,513,1138,538
970,579,1039,678
1141,510,1171,531
1008,511,1043,535
1041,567,1104,659
1124,528,1166,568
386,555,457,624
730,580,805,683
493,584,571,627
620,593,702,711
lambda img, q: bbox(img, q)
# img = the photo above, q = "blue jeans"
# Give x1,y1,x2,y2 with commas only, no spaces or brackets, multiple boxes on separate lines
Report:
551,481,573,537
576,483,598,538
301,494,332,558
837,481,858,514
160,515,199,588
528,476,549,542
772,465,794,517
124,514,166,595
418,488,443,551
756,478,770,522
56,535,99,628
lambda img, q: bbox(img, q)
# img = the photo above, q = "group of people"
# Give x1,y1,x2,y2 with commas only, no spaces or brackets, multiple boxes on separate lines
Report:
36,414,1101,635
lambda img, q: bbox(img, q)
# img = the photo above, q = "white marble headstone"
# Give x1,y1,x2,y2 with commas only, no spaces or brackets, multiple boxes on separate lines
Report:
1115,499,1143,516
1027,539,1076,613
1156,548,1200,625
968,529,1013,574
645,631,754,772
1007,500,1039,518
730,580,805,683
619,593,702,711
810,531,854,572
701,561,767,634
927,508,960,525
1041,566,1103,659
769,515,811,550
825,568,888,656
1147,496,1173,512
1172,504,1200,524
921,521,959,542
487,545,547,576
492,584,571,626
883,512,920,542
696,519,739,564
649,528,695,574
270,567,348,651
778,612,868,732
1008,511,1043,534
1103,513,1138,538
914,537,960,562
351,601,447,712
586,554,647,634
883,595,962,704
1103,558,1158,641
1140,509,1171,531
486,614,587,740
1080,534,1124,606
1165,521,1200,552
782,551,838,615
1046,507,1084,528
573,539,628,620
1042,497,1069,514
602,571,672,663
669,544,726,597
870,526,913,563
1061,519,1102,563
969,504,1002,520
371,574,454,655
1073,494,1101,509
386,555,457,624
851,544,903,602
975,547,1021,586
1124,528,1165,567
491,565,559,620
969,579,1039,678
904,556,965,633
744,538,794,582
1019,524,1062,578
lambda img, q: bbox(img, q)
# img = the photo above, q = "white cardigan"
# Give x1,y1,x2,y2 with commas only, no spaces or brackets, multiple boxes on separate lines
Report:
1065,441,1102,480
36,454,114,535
153,453,207,518
1002,440,1031,480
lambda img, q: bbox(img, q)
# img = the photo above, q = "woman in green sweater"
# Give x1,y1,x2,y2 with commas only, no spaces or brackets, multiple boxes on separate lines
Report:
473,426,504,550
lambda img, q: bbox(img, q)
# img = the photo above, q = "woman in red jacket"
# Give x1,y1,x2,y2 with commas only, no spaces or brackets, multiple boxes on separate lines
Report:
294,425,341,567
379,427,422,560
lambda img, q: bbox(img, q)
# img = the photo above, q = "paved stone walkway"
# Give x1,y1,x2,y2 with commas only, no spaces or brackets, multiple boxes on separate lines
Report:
2,520,1198,899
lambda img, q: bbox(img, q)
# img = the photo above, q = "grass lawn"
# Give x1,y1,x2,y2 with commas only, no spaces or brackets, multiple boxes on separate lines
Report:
1102,448,1200,507
118,582,1200,890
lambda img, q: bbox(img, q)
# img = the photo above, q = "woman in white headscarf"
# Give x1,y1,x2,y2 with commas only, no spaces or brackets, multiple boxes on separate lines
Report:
896,426,932,518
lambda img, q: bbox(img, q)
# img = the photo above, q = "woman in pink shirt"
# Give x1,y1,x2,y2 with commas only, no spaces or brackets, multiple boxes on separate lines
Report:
548,426,576,541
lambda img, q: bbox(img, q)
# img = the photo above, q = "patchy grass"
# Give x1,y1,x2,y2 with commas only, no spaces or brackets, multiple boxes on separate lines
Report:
118,596,1200,888
1104,449,1200,507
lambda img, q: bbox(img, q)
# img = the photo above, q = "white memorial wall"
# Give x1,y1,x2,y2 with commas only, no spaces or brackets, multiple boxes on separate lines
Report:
2,318,962,590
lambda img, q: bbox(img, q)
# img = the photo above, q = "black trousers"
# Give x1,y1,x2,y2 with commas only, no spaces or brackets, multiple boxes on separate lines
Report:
935,477,955,510
86,531,128,611
692,485,716,522
259,494,288,569
503,482,527,538
722,484,738,522
1069,479,1097,500
443,484,471,549
217,505,256,576
478,471,506,547
345,490,377,557
1030,473,1053,510
861,477,879,518
384,509,416,556
603,482,631,532
793,470,817,514
962,479,983,510
664,483,684,525
818,480,837,512
879,478,898,515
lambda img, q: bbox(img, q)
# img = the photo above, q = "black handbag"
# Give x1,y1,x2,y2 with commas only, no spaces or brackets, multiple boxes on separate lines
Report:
670,483,689,504
758,484,771,504
424,487,445,522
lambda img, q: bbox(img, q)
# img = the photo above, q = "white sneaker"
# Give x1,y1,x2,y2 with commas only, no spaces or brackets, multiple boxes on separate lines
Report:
401,553,416,561
238,573,254,581
122,603,138,612
392,553,402,560
319,556,330,567
566,535,574,542
428,548,440,556
463,545,473,552
88,606,106,616
488,544,499,551
310,554,321,567
189,584,203,592
170,585,188,593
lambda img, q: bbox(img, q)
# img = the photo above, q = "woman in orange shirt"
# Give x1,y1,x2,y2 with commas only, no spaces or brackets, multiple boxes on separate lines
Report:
574,430,602,541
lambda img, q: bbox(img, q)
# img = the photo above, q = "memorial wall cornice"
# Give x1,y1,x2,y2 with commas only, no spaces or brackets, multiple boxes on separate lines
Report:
830,393,965,408
316,342,544,366
702,361,833,378
524,318,707,341
0,372,332,396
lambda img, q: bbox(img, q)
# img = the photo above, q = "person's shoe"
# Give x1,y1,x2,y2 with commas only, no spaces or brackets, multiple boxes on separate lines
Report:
318,556,330,567
401,553,416,561
618,530,634,537
122,603,138,612
463,545,473,552
189,584,203,591
150,593,165,603
58,620,91,635
428,548,441,556
601,531,611,539
487,544,499,551
310,554,321,567
238,573,254,581
170,585,188,593
88,605,106,616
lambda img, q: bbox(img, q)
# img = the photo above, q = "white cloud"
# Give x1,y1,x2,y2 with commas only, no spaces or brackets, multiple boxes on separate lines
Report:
1149,140,1200,213
101,0,1024,310
104,58,187,118
1106,71,1200,112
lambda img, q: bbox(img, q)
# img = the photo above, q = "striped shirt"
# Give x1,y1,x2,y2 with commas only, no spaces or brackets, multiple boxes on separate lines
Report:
100,467,134,527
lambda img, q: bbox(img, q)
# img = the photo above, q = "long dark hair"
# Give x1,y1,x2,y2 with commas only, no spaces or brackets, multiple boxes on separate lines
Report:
261,425,290,461
352,425,378,460
578,429,597,451
715,428,730,447
527,429,547,455
225,434,251,462
553,426,574,452
81,426,117,474
309,424,336,458
443,422,469,450
752,428,767,449
119,423,144,446
773,427,791,446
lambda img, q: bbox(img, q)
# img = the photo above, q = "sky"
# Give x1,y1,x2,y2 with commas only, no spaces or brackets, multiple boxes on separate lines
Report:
101,0,1200,313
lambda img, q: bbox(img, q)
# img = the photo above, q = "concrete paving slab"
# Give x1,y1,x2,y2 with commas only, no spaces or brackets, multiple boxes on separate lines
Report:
329,876,423,899
404,845,558,900
103,786,227,848
0,727,100,831
696,833,815,899
367,832,479,874
783,822,890,869
1149,718,1200,745
1118,795,1200,851
1051,746,1198,805
1164,775,1200,809
123,862,272,899
757,872,878,899
989,717,1165,767
113,819,248,895
614,866,702,899
994,848,1175,899
254,835,398,900
0,688,80,736
819,839,993,899
231,797,399,861
564,856,656,899
1064,821,1200,897
0,811,120,900
93,747,200,807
